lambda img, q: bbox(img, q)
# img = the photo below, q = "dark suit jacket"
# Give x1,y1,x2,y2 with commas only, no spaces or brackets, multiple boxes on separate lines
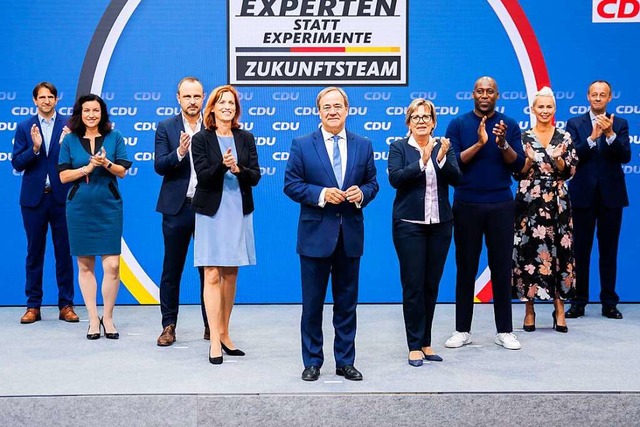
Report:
566,112,631,209
154,114,194,215
12,114,70,206
191,128,260,216
284,129,379,258
388,137,462,222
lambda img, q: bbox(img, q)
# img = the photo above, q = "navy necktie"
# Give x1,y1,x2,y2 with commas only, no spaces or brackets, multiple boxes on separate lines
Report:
332,135,342,188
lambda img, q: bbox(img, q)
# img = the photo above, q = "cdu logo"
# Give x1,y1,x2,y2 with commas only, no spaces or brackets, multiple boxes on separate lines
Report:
593,0,640,22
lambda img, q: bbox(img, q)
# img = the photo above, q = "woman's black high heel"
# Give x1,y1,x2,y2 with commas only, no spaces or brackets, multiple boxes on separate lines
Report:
100,318,120,340
523,313,536,332
221,342,245,356
86,322,101,340
209,346,223,365
552,310,568,333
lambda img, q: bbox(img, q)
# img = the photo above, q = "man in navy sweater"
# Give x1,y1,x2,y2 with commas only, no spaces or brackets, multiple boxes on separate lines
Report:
444,76,525,350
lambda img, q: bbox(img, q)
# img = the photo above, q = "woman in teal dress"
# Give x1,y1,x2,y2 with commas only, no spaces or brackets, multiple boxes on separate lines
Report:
58,94,131,340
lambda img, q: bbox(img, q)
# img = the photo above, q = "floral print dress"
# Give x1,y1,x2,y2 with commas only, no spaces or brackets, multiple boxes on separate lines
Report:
512,128,578,301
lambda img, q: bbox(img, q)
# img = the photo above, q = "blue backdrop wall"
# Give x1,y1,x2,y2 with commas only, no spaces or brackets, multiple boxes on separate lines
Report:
1,0,638,305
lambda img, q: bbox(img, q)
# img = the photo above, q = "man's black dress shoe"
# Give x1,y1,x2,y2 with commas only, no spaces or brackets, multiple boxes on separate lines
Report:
302,366,320,381
602,306,623,319
336,365,363,381
565,305,585,319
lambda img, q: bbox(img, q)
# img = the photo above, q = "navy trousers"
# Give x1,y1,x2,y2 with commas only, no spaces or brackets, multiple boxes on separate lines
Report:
393,219,452,350
572,199,623,308
300,231,360,369
159,198,207,328
452,200,515,333
21,193,74,308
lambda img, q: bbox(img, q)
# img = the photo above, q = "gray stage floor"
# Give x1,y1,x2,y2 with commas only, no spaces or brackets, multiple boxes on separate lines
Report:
1,303,638,396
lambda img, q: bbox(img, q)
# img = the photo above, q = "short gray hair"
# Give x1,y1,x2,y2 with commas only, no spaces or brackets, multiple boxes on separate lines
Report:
532,86,555,107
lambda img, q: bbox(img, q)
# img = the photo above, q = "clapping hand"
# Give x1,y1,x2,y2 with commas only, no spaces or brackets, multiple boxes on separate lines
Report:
493,120,508,147
178,131,191,157
477,116,488,145
223,147,240,173
437,137,450,162
525,143,536,161
30,124,43,153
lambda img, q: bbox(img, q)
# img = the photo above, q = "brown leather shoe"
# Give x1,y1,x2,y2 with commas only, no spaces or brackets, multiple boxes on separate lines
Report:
157,324,176,346
20,308,41,324
204,325,210,340
59,305,80,322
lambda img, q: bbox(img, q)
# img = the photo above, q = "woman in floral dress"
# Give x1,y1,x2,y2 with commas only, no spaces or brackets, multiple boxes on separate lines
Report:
513,87,578,333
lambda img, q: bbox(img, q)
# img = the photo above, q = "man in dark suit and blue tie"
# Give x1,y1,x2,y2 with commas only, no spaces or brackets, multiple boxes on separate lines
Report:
12,82,78,324
155,77,208,345
284,87,379,381
565,80,631,320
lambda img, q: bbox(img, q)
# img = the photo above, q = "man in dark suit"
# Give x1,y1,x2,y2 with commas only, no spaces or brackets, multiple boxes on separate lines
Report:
284,87,379,381
565,80,631,320
155,77,208,345
11,82,78,324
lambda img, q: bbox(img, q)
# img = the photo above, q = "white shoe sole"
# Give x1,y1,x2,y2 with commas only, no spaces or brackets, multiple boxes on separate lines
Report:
445,338,471,348
495,339,521,350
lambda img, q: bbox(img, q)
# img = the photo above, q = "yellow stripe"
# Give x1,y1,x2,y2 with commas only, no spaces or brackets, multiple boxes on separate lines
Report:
120,256,159,304
346,46,400,53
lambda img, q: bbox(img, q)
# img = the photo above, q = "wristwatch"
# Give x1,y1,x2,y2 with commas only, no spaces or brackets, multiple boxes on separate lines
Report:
499,141,510,151
107,162,113,169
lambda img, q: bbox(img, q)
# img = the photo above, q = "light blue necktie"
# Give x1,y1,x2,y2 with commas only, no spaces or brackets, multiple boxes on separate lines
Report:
332,135,342,188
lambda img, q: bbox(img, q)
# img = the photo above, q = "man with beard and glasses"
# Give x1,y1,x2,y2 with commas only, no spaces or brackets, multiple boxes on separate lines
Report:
155,77,209,346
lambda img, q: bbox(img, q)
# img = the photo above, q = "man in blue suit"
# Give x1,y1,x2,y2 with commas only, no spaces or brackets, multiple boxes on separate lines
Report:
155,77,208,346
565,80,631,320
12,82,77,324
284,87,379,381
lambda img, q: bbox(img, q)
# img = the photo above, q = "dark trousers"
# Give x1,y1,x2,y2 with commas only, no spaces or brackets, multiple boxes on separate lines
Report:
160,199,207,328
300,231,360,369
393,220,452,350
21,193,74,309
572,202,623,308
453,200,515,333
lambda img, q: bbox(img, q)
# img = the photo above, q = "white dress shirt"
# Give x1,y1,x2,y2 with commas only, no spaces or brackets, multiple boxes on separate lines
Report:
587,110,616,149
176,114,202,198
403,136,446,225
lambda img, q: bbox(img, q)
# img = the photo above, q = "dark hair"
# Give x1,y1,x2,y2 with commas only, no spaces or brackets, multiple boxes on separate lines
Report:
69,94,112,137
203,85,241,130
588,80,612,93
32,82,58,99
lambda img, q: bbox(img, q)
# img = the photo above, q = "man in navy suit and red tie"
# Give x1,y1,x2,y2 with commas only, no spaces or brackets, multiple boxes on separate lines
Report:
155,77,208,345
284,87,379,382
12,82,78,324
565,80,631,320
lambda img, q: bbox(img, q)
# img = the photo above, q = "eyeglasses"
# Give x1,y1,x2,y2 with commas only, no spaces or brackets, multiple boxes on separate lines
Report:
321,104,345,113
410,115,432,124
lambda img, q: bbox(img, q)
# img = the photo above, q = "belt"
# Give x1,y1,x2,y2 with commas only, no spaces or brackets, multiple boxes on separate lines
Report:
43,186,52,194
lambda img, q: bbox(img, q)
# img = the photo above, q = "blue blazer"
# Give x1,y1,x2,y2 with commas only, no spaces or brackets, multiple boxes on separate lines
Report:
388,137,462,222
284,129,379,258
566,112,631,209
154,114,194,215
12,114,70,207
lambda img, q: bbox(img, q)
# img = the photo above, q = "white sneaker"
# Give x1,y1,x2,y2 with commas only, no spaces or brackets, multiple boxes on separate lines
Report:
495,332,521,350
444,331,471,348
